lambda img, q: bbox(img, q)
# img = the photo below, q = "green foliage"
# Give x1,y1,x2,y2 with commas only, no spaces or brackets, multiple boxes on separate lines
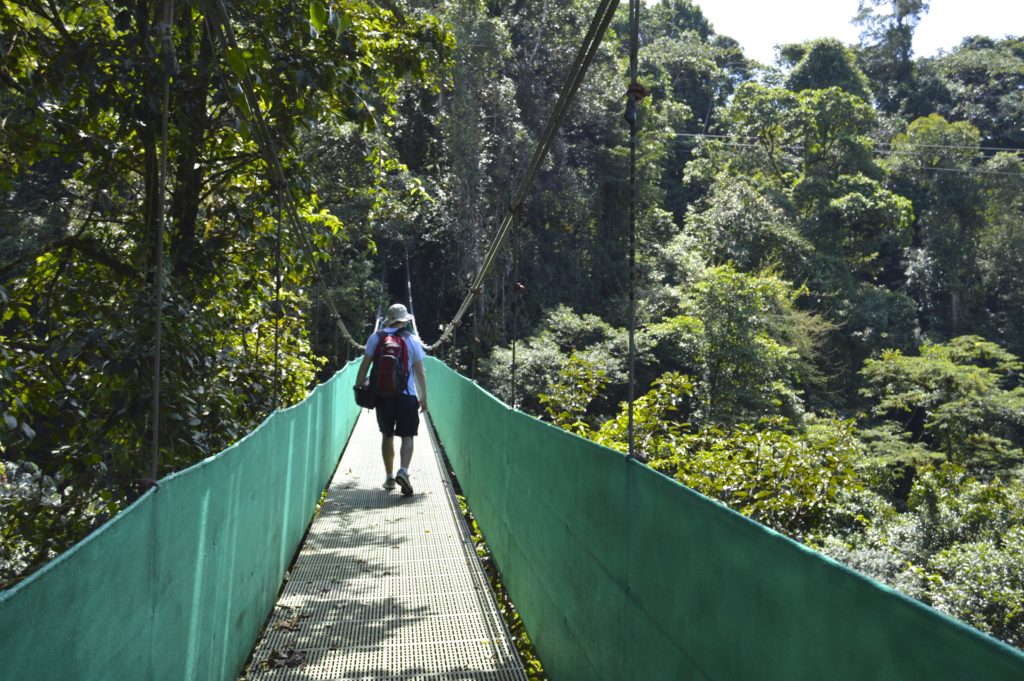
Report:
908,464,1024,550
674,265,831,424
814,464,1024,646
538,353,609,436
882,111,1024,351
695,83,914,286
887,114,985,336
976,153,1024,355
858,422,943,469
488,265,831,430
644,0,715,43
686,81,919,391
853,0,930,113
589,374,862,540
481,305,629,416
859,336,1024,468
925,36,1024,149
786,38,872,100
930,529,1024,647
684,177,813,273
0,248,323,583
481,340,567,415
662,417,864,540
593,372,694,460
0,458,100,583
0,0,450,586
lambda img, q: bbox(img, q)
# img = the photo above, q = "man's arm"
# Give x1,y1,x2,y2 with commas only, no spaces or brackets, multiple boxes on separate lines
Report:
413,360,427,412
354,353,373,386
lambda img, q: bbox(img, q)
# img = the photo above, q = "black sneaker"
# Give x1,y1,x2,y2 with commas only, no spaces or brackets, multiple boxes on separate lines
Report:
395,470,413,496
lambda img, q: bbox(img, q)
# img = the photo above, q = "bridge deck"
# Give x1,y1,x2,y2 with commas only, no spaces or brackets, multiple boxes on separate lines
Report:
245,411,527,680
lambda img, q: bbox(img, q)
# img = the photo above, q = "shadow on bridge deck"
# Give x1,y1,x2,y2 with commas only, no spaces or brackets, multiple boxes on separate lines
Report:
243,411,527,681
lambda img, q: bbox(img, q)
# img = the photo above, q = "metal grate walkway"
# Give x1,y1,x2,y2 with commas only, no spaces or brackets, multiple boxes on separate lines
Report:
244,411,528,681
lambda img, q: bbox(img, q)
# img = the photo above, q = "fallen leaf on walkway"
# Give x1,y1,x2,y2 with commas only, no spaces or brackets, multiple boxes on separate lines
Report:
265,648,306,669
275,612,310,631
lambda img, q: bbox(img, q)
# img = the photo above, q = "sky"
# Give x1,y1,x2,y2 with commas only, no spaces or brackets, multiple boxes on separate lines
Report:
679,0,1023,65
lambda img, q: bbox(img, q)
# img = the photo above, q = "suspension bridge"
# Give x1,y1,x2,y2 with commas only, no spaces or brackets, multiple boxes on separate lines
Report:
2,359,1024,680
3,0,1024,677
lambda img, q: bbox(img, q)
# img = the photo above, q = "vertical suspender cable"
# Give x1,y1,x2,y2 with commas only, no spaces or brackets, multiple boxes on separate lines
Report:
313,276,320,359
405,246,415,318
378,250,387,323
511,206,519,409
150,0,176,481
273,210,282,409
625,0,642,461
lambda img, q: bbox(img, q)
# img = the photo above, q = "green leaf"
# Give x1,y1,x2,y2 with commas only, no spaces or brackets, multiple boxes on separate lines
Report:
309,0,328,35
225,48,247,80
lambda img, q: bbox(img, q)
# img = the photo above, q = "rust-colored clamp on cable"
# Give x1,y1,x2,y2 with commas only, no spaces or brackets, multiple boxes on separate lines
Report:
626,82,647,100
624,82,647,127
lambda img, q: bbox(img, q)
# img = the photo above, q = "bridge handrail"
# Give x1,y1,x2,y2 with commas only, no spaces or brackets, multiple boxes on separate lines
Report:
0,362,361,680
425,357,1024,680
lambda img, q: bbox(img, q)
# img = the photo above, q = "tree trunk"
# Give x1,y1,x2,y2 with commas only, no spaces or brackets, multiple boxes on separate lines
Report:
170,13,213,283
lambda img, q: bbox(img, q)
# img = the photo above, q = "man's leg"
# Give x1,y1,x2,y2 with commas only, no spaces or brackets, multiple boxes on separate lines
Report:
395,435,414,495
378,397,398,490
382,436,396,476
399,436,414,470
394,395,418,496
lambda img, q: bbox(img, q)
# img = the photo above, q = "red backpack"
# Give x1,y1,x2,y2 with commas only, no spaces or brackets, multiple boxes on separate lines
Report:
370,330,410,397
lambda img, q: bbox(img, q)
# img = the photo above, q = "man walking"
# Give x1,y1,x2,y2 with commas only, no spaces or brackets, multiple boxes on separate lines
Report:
355,303,428,495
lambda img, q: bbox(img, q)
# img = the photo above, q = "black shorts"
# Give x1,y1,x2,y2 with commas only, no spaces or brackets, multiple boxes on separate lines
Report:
375,394,420,438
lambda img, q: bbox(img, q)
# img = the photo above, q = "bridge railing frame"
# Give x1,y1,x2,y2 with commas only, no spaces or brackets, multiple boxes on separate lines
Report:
0,362,361,681
426,357,1024,680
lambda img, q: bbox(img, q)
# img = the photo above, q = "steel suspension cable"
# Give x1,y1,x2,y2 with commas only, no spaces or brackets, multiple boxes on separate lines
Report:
377,251,387,324
149,0,176,481
625,0,643,461
423,0,621,351
511,205,519,409
313,277,320,360
273,209,282,409
405,246,415,318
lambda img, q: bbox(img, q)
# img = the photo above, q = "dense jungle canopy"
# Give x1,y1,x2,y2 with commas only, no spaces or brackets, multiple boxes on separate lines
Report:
2,0,1023,651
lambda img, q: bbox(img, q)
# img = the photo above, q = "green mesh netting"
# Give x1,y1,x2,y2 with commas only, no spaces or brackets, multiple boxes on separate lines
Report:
0,362,360,681
425,358,1024,680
